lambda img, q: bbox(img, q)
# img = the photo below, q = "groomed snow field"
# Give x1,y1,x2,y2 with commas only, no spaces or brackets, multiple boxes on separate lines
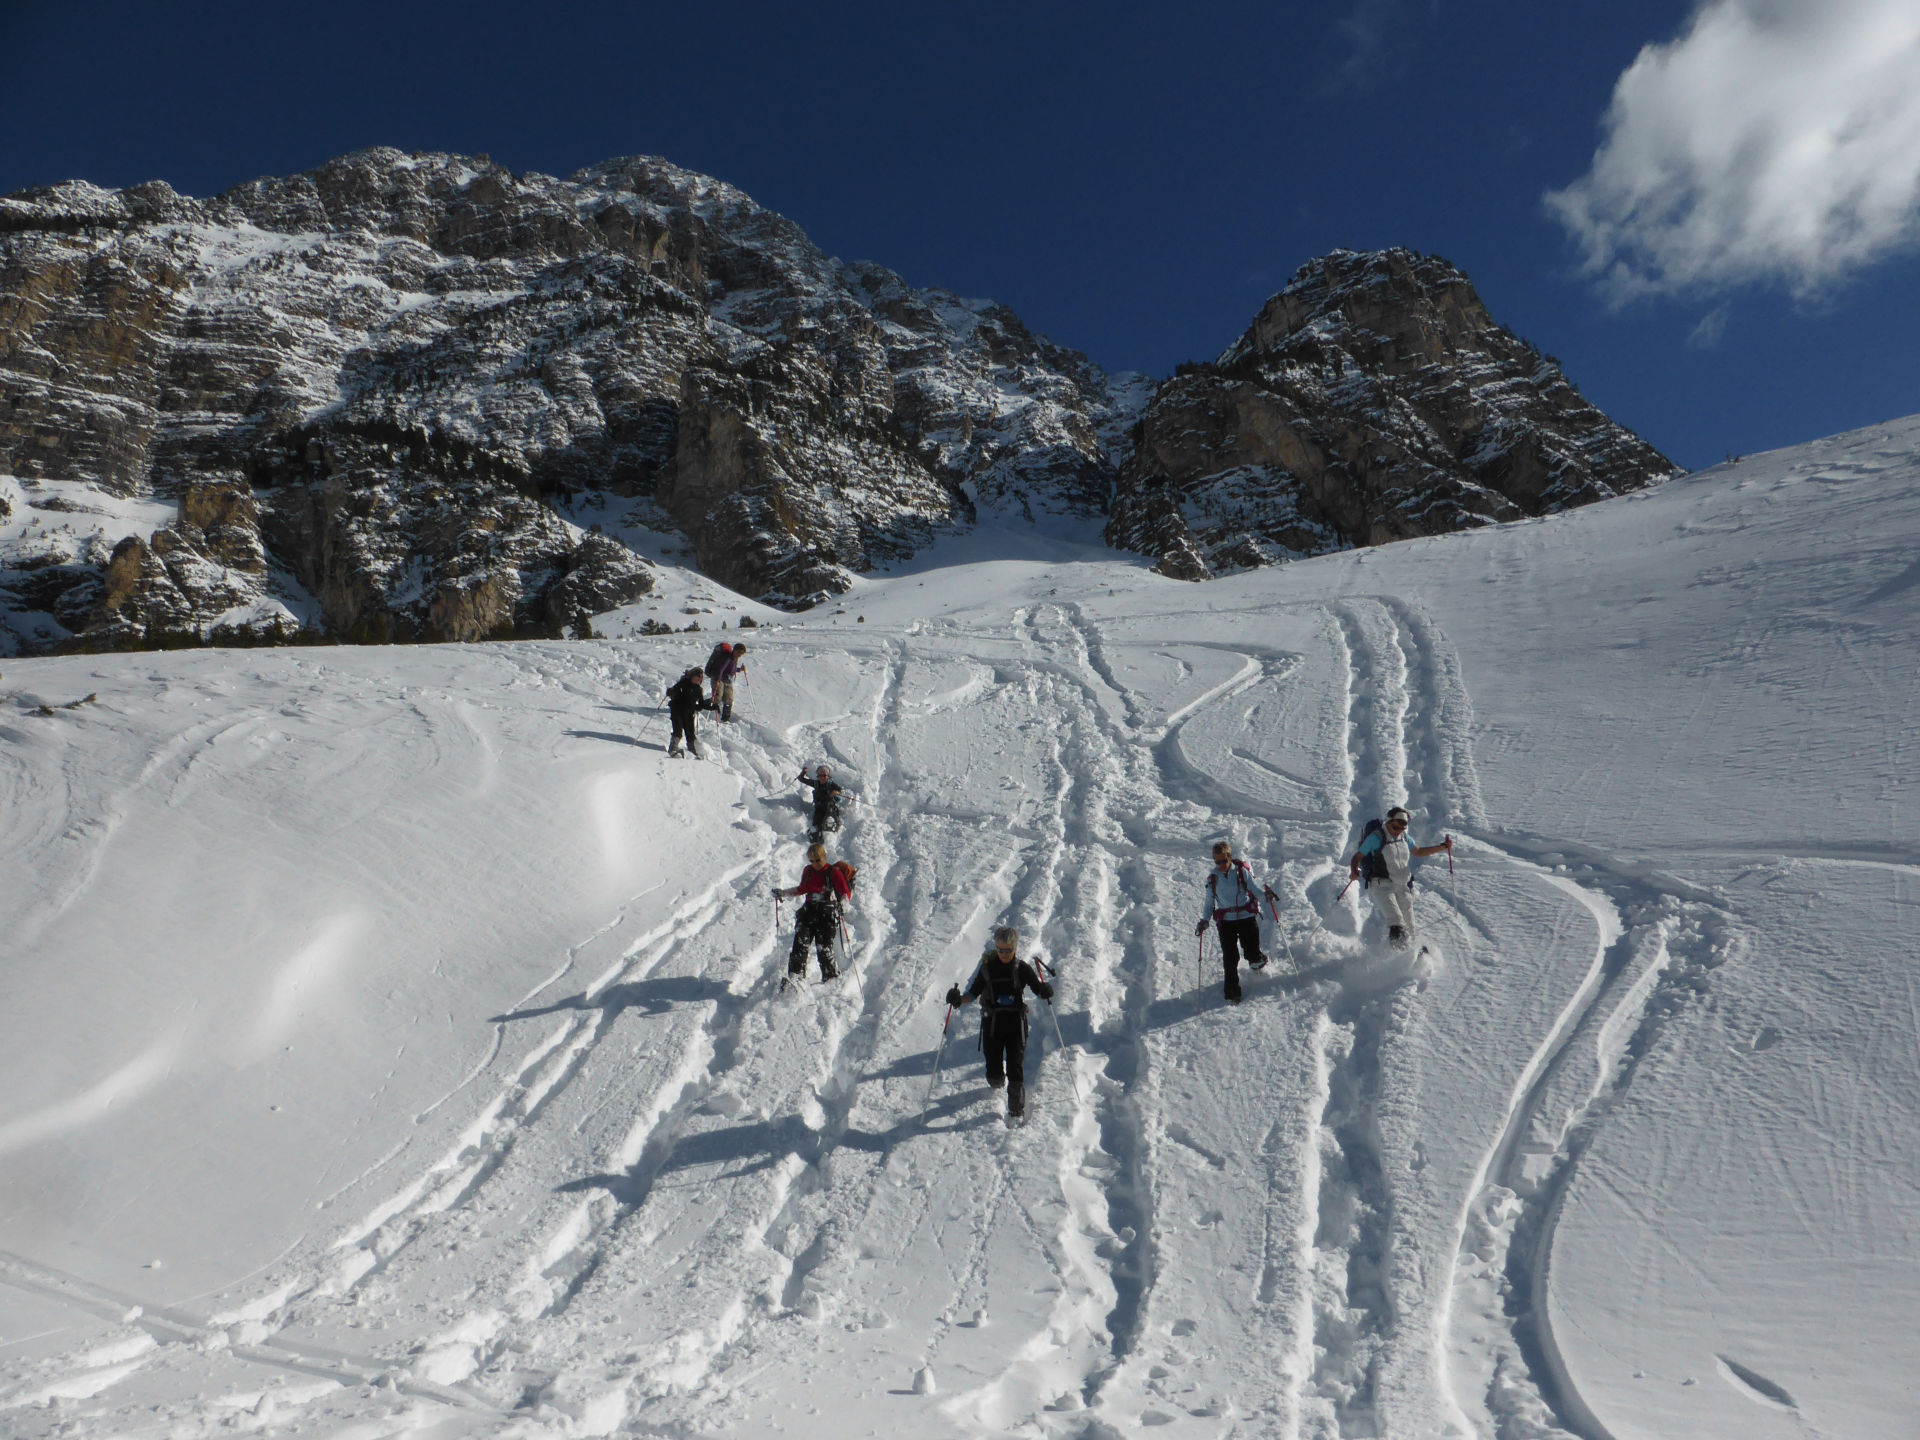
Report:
3,416,1916,1438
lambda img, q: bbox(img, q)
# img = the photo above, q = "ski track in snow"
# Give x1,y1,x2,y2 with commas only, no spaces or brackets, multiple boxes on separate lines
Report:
0,593,1807,1440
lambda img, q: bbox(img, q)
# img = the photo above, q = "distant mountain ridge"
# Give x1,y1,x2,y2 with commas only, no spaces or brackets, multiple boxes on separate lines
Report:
0,148,1669,654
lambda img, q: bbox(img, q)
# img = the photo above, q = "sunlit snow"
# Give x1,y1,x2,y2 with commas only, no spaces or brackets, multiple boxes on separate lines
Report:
2,415,1915,1438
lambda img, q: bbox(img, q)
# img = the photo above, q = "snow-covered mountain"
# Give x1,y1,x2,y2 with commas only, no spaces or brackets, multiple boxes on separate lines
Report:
2,151,1663,656
2,411,1912,1437
1107,248,1676,578
0,149,1143,652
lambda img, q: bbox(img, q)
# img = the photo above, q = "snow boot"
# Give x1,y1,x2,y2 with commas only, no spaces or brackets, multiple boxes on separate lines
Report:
1007,1083,1025,1119
1389,925,1408,949
820,960,839,981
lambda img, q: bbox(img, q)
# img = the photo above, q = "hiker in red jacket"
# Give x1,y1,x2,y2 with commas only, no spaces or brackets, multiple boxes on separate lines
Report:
774,842,853,982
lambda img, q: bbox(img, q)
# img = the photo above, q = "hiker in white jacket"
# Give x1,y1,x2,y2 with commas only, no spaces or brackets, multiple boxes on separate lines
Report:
1349,806,1452,948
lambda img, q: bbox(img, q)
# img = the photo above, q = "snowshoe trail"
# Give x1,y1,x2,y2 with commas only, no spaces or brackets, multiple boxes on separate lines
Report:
12,433,1908,1440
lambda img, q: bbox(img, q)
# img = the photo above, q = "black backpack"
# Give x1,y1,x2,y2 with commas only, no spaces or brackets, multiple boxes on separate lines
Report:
975,956,1028,1012
1358,818,1391,885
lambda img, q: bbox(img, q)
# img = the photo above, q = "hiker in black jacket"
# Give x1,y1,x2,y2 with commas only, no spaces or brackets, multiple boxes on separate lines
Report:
945,926,1053,1119
797,765,850,841
664,668,715,758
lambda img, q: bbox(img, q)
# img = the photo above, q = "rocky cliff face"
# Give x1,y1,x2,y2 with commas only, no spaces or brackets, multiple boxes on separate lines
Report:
1105,248,1675,578
0,149,1139,652
2,153,1671,656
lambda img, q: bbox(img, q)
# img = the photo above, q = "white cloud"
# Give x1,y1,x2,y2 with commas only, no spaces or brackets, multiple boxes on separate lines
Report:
1687,303,1731,348
1548,0,1920,299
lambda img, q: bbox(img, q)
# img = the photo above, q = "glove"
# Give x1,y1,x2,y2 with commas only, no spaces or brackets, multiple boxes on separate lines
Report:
1194,919,1208,936
1263,887,1278,901
770,886,782,901
945,986,964,1008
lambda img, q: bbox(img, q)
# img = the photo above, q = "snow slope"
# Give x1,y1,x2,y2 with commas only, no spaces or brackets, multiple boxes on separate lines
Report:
1,415,1915,1438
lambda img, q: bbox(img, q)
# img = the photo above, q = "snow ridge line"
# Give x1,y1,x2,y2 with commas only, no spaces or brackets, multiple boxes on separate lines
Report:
314,856,773,1306
527,883,786,1327
1294,599,1416,1435
1438,834,1746,1440
633,644,931,1404
1018,616,1153,1403
1378,596,1487,829
0,1250,500,1416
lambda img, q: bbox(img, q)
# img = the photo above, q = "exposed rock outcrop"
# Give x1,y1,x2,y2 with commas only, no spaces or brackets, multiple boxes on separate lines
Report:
1106,248,1675,577
1,149,1137,651
2,156,1673,654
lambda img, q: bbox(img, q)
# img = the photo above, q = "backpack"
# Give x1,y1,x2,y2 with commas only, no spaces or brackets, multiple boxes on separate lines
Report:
830,860,857,896
975,956,1027,1011
1208,860,1255,911
1358,818,1391,885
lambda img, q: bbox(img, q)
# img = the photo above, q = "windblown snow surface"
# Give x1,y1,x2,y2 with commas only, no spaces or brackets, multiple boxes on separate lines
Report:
3,415,1916,1439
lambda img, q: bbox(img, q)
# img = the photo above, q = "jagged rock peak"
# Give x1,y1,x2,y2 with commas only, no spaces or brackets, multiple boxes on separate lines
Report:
1221,246,1502,367
1106,247,1675,579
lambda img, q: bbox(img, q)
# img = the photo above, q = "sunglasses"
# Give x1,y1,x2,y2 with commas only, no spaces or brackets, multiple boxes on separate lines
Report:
1386,820,1408,831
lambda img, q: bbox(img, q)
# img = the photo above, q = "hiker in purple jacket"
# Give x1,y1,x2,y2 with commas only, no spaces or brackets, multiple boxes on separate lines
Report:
715,643,747,722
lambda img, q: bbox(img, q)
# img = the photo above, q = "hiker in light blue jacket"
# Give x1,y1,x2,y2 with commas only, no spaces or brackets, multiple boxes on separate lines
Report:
1194,840,1280,1003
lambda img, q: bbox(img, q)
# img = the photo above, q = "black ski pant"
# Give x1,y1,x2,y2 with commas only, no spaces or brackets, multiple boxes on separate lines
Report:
810,800,840,837
1215,915,1264,997
668,707,700,755
788,902,838,977
981,1011,1030,1113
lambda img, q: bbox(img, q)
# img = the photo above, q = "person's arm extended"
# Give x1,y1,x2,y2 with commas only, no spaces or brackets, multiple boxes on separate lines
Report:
1412,835,1454,860
945,963,985,1008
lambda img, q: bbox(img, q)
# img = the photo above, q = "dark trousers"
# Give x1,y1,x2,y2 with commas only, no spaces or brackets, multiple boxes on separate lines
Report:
788,903,838,976
1216,915,1264,996
982,1011,1029,1112
669,709,699,754
810,801,840,836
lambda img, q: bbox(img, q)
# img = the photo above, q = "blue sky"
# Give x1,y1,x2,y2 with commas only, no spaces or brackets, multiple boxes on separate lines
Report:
4,0,1916,471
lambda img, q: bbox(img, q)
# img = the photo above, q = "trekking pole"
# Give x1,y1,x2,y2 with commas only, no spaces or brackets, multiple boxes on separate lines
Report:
922,1004,955,1118
1195,929,1206,1014
641,705,664,745
838,915,864,987
1267,892,1296,970
1035,960,1084,1107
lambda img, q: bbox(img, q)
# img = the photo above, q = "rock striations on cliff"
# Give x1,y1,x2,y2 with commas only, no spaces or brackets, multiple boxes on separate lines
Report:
0,149,1140,653
1,152,1672,656
1105,248,1675,579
